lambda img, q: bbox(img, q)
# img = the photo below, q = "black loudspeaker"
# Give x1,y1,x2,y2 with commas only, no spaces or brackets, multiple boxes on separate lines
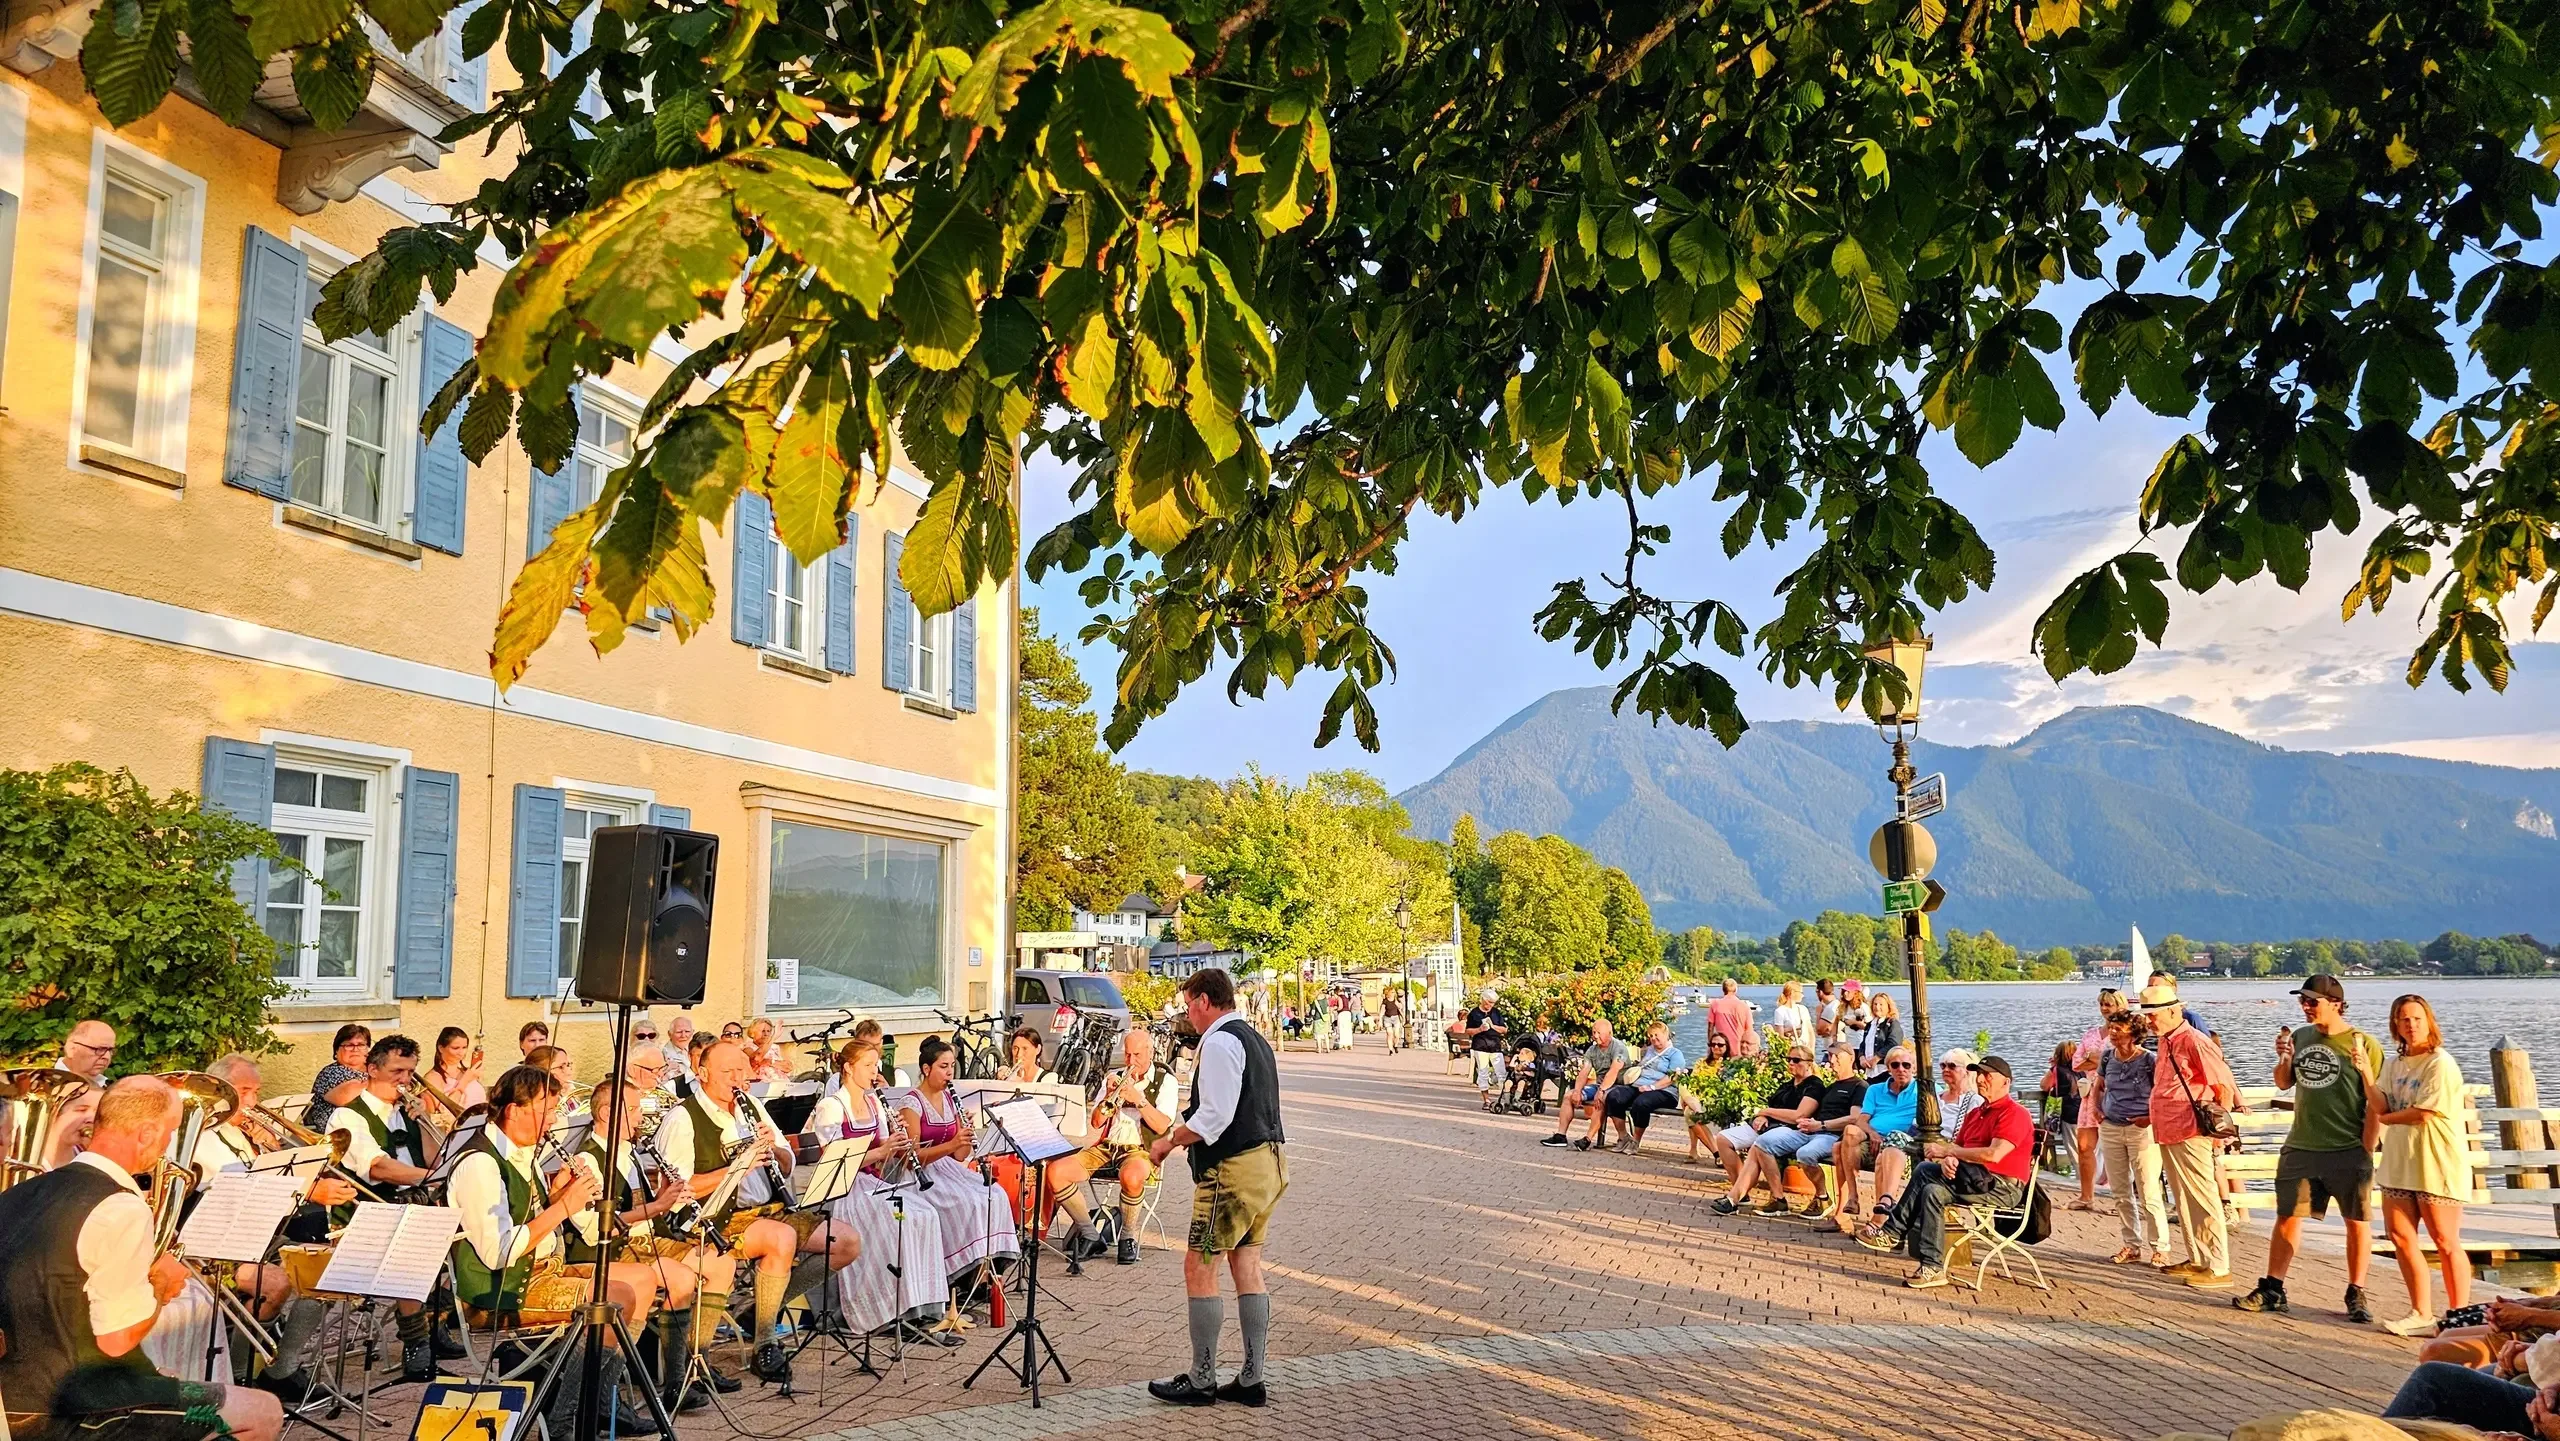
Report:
575,825,717,1006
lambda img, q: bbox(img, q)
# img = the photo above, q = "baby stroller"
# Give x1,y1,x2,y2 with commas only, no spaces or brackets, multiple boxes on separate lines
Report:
1498,1036,1571,1115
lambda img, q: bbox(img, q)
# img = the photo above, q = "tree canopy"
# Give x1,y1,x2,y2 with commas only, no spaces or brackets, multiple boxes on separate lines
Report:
1015,607,1171,928
88,0,2560,749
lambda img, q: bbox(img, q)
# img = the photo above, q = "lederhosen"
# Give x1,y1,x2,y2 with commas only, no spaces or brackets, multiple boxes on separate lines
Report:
680,1093,820,1247
0,1164,223,1441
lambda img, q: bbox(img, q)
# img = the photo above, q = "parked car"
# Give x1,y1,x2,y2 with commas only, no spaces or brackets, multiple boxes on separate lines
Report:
1008,969,1132,1071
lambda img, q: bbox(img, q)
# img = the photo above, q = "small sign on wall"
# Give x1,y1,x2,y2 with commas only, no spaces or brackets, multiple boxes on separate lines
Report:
968,946,984,968
765,957,799,1009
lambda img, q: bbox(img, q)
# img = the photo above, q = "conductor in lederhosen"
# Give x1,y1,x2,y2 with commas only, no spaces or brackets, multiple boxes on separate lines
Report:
1146,968,1286,1408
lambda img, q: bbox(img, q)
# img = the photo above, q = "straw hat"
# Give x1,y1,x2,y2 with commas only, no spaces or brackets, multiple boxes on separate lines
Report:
2136,978,2181,1011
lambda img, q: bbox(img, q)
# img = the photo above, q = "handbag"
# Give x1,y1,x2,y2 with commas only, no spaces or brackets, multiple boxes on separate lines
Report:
2166,1031,2239,1143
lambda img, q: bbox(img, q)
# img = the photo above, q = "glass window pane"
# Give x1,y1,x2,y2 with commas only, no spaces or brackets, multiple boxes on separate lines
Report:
295,346,333,424
264,908,302,976
289,427,329,507
100,178,162,254
319,774,366,812
273,769,318,807
345,367,387,446
563,810,591,842
768,821,944,1009
84,258,150,448
266,835,307,905
558,921,581,978
321,836,363,904
342,445,384,525
573,457,601,508
316,910,358,977
579,408,603,447
1060,977,1126,1009
560,859,584,919
599,416,630,457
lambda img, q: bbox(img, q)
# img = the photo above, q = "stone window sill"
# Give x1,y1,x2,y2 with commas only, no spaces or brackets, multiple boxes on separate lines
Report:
283,505,424,560
80,444,185,490
267,1000,403,1025
760,653,834,683
902,694,958,720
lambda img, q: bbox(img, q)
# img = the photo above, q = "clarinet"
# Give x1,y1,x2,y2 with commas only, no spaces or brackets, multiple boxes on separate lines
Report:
871,1080,933,1192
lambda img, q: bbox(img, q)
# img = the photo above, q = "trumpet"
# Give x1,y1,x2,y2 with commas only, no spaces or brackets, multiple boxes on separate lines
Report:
397,1078,452,1159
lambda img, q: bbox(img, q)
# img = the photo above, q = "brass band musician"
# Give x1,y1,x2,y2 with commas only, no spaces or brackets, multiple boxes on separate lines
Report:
571,1080,740,1413
653,1039,857,1390
187,1055,355,1402
319,1035,440,1379
0,1076,283,1441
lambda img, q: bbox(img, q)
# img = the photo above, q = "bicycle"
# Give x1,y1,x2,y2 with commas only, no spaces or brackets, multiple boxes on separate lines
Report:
1048,1004,1122,1095
936,1009,1008,1080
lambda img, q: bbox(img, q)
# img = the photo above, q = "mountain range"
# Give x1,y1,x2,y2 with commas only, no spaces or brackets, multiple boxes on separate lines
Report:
1396,692,2560,947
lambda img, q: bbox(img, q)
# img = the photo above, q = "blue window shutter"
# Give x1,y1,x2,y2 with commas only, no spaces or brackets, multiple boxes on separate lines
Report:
224,229,304,499
648,804,691,829
950,596,978,712
441,3,486,109
200,737,275,919
395,768,460,998
525,386,581,558
731,491,773,646
507,784,564,998
823,519,856,675
414,316,472,556
882,530,911,692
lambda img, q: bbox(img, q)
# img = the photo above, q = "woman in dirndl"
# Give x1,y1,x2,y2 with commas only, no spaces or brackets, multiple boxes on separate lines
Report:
901,1037,1021,1280
800,1039,953,1342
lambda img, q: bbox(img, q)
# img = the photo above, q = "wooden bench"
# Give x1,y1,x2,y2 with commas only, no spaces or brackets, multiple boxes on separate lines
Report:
2201,1084,2560,1233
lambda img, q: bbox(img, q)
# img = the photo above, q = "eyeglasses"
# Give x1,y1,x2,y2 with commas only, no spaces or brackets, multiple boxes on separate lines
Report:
67,1040,115,1057
721,1028,744,1038
1888,1061,1916,1070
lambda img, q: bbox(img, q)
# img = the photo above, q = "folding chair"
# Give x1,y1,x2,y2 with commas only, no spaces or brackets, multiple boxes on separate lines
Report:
1947,1184,2052,1292
455,1298,588,1439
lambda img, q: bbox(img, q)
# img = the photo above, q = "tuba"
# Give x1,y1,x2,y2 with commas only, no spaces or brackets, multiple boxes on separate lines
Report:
147,1071,239,1254
0,1068,92,1189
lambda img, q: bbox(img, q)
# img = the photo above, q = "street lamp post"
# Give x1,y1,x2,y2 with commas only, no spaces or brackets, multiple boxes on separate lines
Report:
1394,897,1413,1045
1865,635,1942,1146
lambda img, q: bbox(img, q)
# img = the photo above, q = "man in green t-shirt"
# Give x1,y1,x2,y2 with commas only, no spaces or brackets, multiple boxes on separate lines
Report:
2234,974,2386,1321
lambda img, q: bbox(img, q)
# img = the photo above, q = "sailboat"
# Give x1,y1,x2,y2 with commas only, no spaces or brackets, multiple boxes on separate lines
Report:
2128,925,2154,995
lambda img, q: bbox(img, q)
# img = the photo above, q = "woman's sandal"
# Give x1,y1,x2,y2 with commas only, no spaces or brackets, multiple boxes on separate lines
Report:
2109,1246,2143,1264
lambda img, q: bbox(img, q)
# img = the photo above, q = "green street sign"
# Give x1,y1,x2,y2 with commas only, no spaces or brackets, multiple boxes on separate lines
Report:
1882,880,1927,914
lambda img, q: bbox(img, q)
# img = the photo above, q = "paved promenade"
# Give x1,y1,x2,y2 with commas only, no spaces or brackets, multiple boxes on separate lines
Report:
659,1042,2428,1441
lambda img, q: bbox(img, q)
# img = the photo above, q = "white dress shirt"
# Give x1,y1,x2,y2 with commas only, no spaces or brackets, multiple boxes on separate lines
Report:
70,1151,159,1336
451,1129,554,1273
656,1094,776,1206
326,1089,418,1183
1186,1013,1249,1146
191,1123,258,1186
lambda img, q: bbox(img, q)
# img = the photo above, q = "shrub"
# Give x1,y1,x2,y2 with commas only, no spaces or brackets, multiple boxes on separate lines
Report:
0,764,289,1073
1680,1051,1792,1127
1119,972,1178,1018
1491,968,1669,1042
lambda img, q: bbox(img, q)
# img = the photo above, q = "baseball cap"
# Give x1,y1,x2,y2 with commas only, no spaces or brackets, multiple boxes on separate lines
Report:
1969,1055,2013,1081
2291,975,2347,1004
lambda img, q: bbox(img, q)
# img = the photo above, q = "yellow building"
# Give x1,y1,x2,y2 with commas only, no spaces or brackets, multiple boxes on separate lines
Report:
0,37,1012,1088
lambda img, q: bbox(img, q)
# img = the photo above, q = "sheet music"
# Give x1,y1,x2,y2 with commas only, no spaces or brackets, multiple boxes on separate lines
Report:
245,1143,334,1179
986,1098,1081,1164
956,1079,1093,1141
179,1172,305,1263
315,1203,461,1302
793,1139,865,1209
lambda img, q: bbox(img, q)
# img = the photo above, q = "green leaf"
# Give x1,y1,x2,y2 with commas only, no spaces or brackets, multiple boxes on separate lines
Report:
290,27,375,132
723,152,893,315
899,482,976,616
890,190,995,370
483,166,740,388
493,504,600,690
245,0,353,61
182,0,262,122
1951,375,2022,465
769,361,851,563
81,0,183,127
360,0,441,52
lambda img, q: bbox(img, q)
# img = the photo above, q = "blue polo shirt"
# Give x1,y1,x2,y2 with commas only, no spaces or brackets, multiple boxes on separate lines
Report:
1861,1076,1921,1135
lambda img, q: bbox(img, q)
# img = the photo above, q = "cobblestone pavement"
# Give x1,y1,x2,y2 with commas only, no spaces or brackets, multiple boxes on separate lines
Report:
348,1043,2434,1441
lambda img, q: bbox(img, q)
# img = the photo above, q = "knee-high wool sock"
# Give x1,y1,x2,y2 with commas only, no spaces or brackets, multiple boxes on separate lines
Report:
1186,1295,1223,1387
1236,1292,1271,1386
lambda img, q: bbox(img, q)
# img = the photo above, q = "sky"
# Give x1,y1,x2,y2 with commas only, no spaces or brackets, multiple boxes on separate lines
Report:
1019,359,2560,797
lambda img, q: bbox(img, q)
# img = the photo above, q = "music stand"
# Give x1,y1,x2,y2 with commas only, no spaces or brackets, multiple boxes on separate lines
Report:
780,1139,876,1389
962,1099,1079,1406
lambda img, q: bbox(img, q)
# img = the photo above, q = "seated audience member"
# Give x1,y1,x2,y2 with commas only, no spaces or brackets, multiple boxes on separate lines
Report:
1684,1031,1735,1162
1707,1047,1826,1211
1540,1019,1634,1151
1827,1044,1921,1233
2380,1358,2556,1436
1856,1056,2036,1289
1602,1023,1689,1154
1936,1048,1983,1134
2421,1296,2560,1371
1721,1046,1862,1216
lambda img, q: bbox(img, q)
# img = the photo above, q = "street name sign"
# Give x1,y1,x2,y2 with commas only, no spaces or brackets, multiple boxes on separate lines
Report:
1901,773,1947,822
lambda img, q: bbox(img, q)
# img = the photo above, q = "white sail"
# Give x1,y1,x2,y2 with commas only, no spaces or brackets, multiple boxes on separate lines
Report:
2129,925,2154,993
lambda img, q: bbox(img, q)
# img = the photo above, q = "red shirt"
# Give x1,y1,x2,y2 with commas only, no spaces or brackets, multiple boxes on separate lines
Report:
1958,1093,2037,1183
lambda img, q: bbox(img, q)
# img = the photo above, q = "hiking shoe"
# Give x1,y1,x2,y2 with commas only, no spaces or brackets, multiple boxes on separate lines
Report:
2345,1286,2375,1324
1572,1137,1593,1152
1905,1267,1949,1290
1753,1199,1793,1217
2185,1271,2233,1291
1709,1197,1741,1216
2232,1279,2289,1313
1855,1229,1899,1254
2381,1311,2439,1338
1539,1133,1570,1148
1616,1133,1640,1155
1118,1236,1140,1266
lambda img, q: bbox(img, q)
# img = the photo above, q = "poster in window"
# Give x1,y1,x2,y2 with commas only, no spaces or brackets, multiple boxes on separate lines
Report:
765,957,799,1009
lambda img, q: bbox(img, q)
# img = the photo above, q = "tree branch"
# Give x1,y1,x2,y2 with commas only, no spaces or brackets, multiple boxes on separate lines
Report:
1515,0,1709,167
1281,492,1425,608
1193,0,1275,78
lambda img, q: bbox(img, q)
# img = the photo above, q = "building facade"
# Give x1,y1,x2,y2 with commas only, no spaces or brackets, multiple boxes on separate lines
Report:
0,48,1011,1087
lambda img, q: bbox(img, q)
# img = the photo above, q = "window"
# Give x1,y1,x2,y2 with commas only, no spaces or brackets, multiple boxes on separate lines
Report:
78,148,201,466
768,821,944,1009
1013,976,1048,1006
264,760,384,996
557,798,639,981
290,253,412,532
905,596,949,700
766,540,819,662
570,405,632,509
1060,976,1125,1010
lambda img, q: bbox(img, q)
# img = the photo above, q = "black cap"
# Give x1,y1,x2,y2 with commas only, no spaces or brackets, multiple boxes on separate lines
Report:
2291,974,2347,1004
1969,1055,2013,1081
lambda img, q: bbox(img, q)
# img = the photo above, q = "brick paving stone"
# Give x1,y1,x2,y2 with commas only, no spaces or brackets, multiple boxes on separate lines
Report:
321,1043,2438,1441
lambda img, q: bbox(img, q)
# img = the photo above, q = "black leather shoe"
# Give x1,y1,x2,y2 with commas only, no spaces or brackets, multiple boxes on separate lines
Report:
667,1382,712,1415
1117,1235,1140,1266
253,1370,312,1404
432,1323,470,1360
704,1363,743,1394
400,1338,435,1384
1216,1378,1268,1407
749,1341,791,1386
1148,1374,1219,1406
598,1394,660,1436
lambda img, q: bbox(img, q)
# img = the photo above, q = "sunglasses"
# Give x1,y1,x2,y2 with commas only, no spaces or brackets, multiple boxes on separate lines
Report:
633,1030,658,1039
1788,1056,1814,1064
1888,1061,1916,1070
721,1028,744,1038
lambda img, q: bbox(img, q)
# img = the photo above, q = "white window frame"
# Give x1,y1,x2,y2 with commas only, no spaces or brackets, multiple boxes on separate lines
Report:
286,233,420,537
69,133,204,475
0,85,24,408
568,389,638,512
906,595,950,703
555,786,647,986
263,744,401,1003
766,541,822,664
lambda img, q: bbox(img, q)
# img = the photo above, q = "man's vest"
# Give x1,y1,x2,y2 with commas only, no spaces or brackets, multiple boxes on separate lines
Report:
449,1132,539,1317
0,1163,189,1429
1183,1017,1284,1173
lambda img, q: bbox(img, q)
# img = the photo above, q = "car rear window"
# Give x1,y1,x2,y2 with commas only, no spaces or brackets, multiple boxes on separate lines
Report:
1061,976,1125,1009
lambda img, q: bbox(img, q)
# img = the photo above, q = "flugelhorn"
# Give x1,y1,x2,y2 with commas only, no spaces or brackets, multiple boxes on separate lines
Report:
148,1071,239,1254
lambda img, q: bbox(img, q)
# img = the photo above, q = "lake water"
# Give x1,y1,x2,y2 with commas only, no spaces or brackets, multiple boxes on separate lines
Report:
1666,977,2560,1091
